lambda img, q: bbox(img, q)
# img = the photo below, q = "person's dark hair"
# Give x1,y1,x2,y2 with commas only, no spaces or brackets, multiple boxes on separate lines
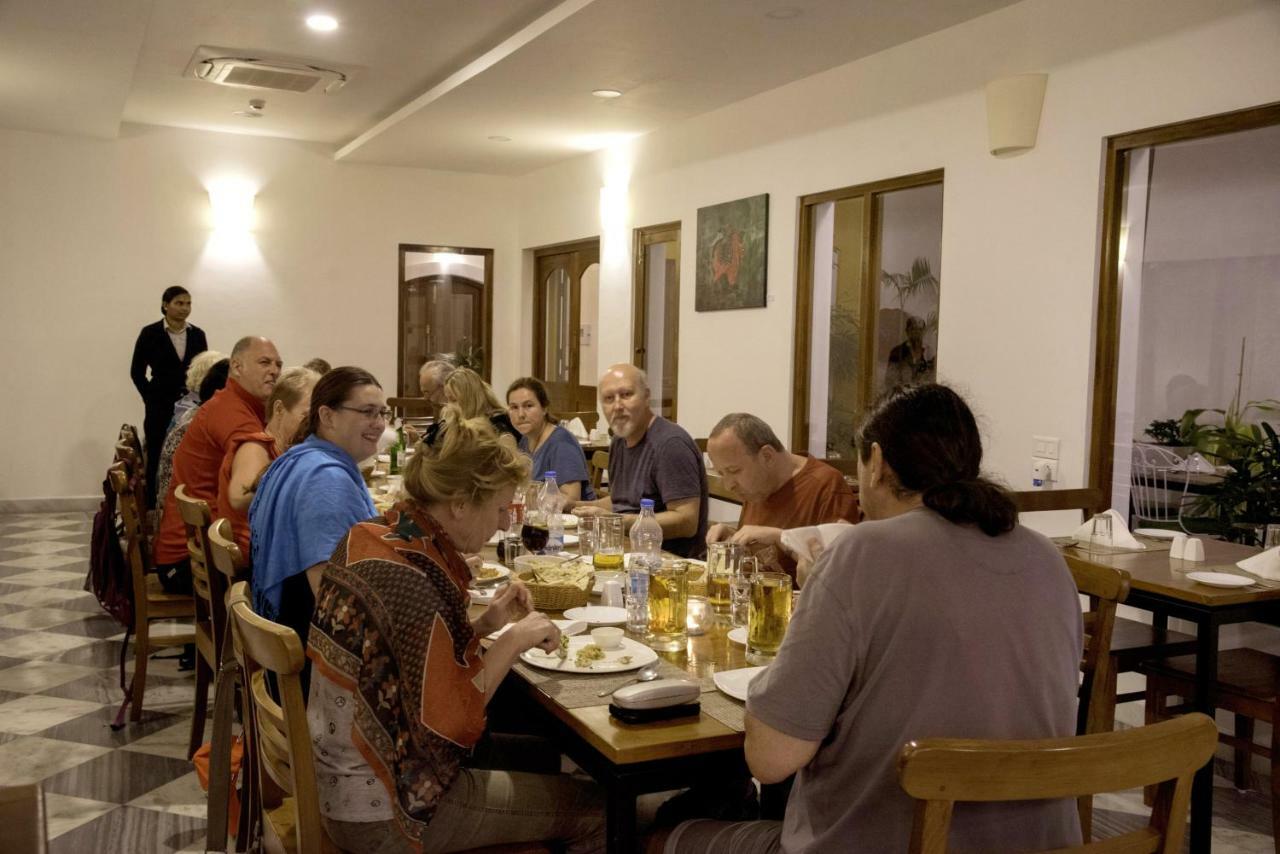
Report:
293,366,382,445
854,383,1016,536
709,412,785,454
161,286,189,316
303,358,332,375
505,376,557,424
197,359,230,403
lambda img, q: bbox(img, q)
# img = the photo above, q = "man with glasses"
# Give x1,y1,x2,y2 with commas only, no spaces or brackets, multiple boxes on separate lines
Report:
152,336,282,607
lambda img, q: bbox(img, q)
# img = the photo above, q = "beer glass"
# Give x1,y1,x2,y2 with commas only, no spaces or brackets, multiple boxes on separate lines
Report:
747,571,792,665
647,559,689,652
730,555,757,629
706,541,743,614
592,514,625,572
578,515,599,560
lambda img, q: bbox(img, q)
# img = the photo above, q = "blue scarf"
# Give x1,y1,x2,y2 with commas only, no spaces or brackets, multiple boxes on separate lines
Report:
249,436,376,624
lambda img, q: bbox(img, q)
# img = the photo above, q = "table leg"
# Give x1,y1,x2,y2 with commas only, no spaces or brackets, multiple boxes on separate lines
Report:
1189,616,1220,854
606,782,637,854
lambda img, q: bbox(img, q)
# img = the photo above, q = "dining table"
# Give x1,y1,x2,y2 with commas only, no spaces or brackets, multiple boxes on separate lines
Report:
473,545,756,853
1058,534,1271,853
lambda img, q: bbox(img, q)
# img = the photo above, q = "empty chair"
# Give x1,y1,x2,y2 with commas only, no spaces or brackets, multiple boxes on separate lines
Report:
589,449,610,495
1130,443,1194,532
898,713,1217,853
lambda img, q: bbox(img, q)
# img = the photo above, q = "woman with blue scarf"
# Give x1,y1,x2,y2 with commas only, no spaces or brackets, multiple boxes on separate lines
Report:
249,366,384,696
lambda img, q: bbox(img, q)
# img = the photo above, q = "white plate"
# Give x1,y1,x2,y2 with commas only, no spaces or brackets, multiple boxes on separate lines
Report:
591,570,625,595
520,636,657,674
487,619,586,641
472,563,510,584
1135,528,1179,540
714,666,767,702
727,627,747,646
1186,571,1254,589
562,605,628,626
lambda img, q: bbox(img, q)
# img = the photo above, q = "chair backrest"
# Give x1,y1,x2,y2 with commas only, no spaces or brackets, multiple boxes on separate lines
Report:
208,518,248,586
227,582,324,854
898,713,1217,854
1069,561,1130,737
1130,444,1190,524
1011,488,1107,522
118,423,144,462
114,442,152,537
176,486,224,661
108,463,152,624
387,396,433,418
590,450,610,493
0,784,48,854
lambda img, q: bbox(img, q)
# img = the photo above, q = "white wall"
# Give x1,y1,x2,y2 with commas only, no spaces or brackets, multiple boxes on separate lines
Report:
514,0,1280,520
0,124,519,502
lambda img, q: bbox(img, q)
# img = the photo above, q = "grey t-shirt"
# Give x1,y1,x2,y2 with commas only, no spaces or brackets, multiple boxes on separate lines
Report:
607,416,709,558
748,507,1083,853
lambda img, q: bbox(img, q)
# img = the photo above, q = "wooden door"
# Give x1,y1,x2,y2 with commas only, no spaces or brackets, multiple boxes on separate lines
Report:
534,240,600,414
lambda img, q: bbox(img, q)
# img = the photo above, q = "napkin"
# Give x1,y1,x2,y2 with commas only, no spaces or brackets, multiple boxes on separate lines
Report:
780,522,854,558
566,417,588,440
1238,546,1280,581
1070,508,1146,550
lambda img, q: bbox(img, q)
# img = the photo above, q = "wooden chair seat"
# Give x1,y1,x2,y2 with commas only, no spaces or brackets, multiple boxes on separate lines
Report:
1108,617,1198,668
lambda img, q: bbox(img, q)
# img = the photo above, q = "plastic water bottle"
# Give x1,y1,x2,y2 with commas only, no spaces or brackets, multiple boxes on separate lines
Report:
541,472,564,553
627,499,662,633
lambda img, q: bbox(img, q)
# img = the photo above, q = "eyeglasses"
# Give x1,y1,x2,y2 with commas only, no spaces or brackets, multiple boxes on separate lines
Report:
338,405,393,423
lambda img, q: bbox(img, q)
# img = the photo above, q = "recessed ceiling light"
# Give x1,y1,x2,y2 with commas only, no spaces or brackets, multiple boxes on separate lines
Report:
306,13,339,32
592,89,623,99
487,135,512,142
764,7,803,19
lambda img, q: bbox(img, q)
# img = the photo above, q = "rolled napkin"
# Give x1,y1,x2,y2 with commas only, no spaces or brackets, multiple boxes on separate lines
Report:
566,417,588,440
1238,546,1280,582
780,522,854,559
1070,508,1146,550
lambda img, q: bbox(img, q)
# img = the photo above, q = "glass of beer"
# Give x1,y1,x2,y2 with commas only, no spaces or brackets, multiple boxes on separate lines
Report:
647,559,689,652
591,514,625,572
747,571,792,665
706,542,743,614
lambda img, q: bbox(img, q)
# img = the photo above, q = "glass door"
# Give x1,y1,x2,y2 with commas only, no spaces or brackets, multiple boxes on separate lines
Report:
634,223,681,420
398,245,493,396
534,240,600,416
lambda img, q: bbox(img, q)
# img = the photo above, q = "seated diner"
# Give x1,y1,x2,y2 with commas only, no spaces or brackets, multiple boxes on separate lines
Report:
507,375,596,502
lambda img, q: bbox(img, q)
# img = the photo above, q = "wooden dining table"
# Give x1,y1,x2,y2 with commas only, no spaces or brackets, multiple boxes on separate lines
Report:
474,550,754,853
1059,535,1271,853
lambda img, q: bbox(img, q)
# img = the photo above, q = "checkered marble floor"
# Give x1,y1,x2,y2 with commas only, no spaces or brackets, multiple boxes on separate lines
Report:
0,510,1276,852
0,512,208,853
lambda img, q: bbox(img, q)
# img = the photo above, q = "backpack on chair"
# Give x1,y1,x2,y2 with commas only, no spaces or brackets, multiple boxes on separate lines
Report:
84,472,137,727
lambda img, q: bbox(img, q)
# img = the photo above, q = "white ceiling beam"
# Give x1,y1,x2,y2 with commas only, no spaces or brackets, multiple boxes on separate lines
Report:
333,0,598,161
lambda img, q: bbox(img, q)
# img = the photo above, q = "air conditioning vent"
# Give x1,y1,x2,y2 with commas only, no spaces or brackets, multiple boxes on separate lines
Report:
193,56,347,94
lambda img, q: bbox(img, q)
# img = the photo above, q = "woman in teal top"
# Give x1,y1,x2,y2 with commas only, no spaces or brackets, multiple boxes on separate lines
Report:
505,377,595,502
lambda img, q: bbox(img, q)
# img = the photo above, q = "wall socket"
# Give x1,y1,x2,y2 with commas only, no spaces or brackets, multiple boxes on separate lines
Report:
1032,435,1060,460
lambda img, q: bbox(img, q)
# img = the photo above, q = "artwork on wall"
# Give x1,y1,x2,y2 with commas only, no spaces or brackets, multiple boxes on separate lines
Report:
695,193,768,311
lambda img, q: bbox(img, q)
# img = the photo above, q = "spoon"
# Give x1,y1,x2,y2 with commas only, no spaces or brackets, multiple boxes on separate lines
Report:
598,662,660,696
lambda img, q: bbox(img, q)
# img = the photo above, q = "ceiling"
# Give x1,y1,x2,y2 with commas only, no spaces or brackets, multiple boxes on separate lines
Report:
0,0,1023,176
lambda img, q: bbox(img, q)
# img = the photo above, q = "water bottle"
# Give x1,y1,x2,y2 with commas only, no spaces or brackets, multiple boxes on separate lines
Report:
627,499,662,633
541,472,564,553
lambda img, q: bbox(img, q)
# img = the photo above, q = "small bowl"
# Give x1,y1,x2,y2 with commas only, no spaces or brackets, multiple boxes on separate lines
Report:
590,627,624,650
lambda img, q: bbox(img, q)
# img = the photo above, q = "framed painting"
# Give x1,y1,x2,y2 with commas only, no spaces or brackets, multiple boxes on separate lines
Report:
695,193,768,311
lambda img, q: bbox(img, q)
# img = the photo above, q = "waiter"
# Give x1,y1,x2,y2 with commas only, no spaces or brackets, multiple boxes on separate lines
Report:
130,286,208,507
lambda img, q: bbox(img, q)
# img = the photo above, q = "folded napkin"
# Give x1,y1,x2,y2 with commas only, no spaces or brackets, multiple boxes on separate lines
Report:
566,417,588,440
1238,546,1280,582
1070,508,1146,550
781,522,854,559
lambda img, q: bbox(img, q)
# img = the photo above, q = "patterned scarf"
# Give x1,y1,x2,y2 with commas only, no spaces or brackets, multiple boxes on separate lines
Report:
308,502,486,843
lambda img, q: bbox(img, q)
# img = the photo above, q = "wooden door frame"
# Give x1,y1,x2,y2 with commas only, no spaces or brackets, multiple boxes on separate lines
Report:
1087,101,1280,506
633,222,682,421
790,169,944,454
397,244,494,395
532,239,600,409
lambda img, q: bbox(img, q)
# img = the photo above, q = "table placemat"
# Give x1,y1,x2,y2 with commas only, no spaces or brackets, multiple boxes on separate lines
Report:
513,657,691,709
698,689,747,733
1053,536,1172,556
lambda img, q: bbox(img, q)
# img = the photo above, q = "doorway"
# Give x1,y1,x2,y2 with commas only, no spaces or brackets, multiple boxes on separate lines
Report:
398,244,493,396
534,239,600,417
633,223,681,421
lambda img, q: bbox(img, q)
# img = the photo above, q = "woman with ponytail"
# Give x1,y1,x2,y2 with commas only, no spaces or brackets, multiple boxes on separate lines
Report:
663,384,1083,854
308,407,605,853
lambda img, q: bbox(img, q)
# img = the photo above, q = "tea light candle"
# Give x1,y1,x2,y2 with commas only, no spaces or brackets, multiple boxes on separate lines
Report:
686,596,710,636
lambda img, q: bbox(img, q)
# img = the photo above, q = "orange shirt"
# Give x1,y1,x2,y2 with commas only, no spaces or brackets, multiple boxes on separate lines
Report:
738,455,860,580
216,431,277,561
154,379,266,565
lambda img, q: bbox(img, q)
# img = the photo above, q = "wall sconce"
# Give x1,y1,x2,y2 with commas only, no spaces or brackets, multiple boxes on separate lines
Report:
207,178,257,231
985,73,1048,157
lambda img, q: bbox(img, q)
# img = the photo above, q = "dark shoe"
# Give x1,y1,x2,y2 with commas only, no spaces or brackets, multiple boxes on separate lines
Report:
177,644,196,672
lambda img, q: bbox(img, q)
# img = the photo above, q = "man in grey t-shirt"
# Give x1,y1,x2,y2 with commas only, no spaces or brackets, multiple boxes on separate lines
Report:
572,364,708,558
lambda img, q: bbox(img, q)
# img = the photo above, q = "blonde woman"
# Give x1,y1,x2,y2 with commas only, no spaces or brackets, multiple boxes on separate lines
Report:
309,409,605,853
438,366,520,440
169,349,227,433
216,366,321,558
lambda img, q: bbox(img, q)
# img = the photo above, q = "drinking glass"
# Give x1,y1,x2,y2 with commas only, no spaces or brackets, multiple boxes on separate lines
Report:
592,514,625,572
501,536,525,570
706,542,743,614
730,556,758,629
647,559,689,652
747,571,793,665
521,508,549,553
1089,512,1113,547
578,515,599,560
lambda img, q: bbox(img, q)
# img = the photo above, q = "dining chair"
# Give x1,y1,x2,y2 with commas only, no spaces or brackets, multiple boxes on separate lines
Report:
1141,647,1280,848
589,450,610,495
897,713,1217,854
227,584,552,854
175,485,226,759
114,441,153,539
0,784,49,854
1130,443,1195,532
109,463,195,722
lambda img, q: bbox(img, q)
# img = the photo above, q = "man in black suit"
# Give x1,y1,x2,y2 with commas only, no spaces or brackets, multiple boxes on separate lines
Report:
130,286,208,507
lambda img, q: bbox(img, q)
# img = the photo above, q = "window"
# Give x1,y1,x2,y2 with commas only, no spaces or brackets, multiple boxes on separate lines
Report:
792,170,944,457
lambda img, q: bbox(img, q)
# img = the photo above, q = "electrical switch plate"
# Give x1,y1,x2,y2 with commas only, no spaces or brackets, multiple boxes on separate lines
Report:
1032,435,1060,460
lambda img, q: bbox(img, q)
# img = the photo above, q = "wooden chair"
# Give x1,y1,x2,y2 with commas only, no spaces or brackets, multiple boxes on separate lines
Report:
897,713,1217,854
0,784,48,854
589,450,609,496
114,441,153,539
109,463,195,722
387,396,433,419
1141,647,1280,845
175,485,226,758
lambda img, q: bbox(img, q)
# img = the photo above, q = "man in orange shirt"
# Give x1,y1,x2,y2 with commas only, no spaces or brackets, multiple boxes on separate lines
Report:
153,336,282,594
706,413,859,583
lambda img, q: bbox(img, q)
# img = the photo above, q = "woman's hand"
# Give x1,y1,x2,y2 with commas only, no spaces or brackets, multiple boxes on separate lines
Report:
510,611,562,654
473,579,533,637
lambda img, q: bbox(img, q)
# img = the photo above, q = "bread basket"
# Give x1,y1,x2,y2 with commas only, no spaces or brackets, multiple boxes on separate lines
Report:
513,555,593,610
